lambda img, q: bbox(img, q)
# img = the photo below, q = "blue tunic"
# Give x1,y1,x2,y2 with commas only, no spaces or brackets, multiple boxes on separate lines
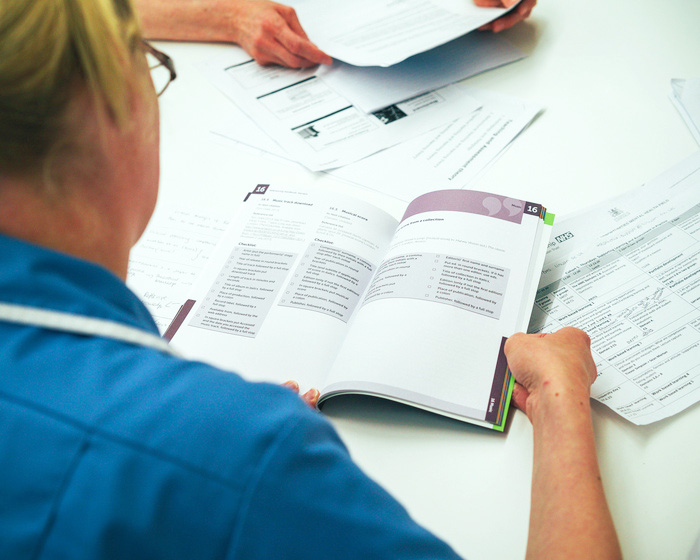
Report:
0,233,462,559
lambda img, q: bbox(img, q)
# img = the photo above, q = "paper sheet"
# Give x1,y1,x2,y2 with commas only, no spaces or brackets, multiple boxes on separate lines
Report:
201,50,480,171
210,87,540,203
127,205,230,332
329,89,541,201
286,0,516,67
530,152,700,425
670,78,700,144
316,32,525,113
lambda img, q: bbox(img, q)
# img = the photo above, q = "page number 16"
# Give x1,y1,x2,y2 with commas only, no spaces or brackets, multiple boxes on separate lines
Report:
524,202,541,216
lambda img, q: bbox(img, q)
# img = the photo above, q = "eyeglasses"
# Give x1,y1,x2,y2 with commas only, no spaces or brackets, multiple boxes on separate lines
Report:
142,41,177,96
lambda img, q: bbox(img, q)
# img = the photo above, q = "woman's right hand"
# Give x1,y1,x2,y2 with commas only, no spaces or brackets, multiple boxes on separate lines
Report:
504,327,598,423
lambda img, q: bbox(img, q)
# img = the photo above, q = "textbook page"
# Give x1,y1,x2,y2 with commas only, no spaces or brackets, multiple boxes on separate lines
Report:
169,185,398,390
200,50,480,171
316,33,525,114
127,205,230,332
286,0,517,67
324,190,551,429
670,78,700,144
530,152,700,425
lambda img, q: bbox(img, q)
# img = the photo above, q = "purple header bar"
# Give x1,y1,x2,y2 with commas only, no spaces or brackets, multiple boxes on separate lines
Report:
402,190,527,225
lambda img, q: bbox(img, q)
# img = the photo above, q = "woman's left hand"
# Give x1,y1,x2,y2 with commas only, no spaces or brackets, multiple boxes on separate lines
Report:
283,380,320,408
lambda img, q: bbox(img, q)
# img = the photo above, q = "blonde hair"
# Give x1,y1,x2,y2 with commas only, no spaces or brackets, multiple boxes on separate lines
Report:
0,0,143,177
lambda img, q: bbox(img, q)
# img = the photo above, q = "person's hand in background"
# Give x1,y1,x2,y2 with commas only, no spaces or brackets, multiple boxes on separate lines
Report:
474,0,537,33
229,0,332,67
136,0,332,68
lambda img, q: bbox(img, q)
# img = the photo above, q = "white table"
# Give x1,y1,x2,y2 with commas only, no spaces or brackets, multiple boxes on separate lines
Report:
152,1,700,557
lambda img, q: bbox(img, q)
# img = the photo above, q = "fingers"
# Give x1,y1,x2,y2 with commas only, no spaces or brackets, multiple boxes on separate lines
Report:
279,4,310,41
302,388,320,408
511,382,530,412
274,6,332,66
245,4,331,68
505,327,597,400
282,380,300,393
283,380,319,408
473,0,517,6
476,0,537,32
272,31,331,68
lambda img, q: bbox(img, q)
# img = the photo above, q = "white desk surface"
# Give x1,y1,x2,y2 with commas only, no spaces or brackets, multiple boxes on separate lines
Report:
152,1,700,558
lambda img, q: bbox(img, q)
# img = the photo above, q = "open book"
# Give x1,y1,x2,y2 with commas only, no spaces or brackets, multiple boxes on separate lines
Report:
168,185,553,431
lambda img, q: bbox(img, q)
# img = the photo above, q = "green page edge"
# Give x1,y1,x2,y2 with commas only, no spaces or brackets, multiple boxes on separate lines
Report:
492,210,553,430
492,369,516,432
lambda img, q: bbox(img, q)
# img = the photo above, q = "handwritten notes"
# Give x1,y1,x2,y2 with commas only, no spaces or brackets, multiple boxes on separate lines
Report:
127,205,231,332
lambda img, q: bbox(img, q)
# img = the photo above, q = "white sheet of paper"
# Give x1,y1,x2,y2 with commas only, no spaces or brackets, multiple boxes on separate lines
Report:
286,0,516,67
671,78,700,144
329,89,541,201
127,205,230,332
201,50,481,171
316,32,525,113
530,152,700,425
210,88,540,202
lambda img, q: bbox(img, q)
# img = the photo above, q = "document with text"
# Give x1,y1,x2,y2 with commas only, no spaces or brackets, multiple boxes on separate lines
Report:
169,185,552,430
127,205,230,332
286,0,518,67
201,50,480,171
330,89,541,200
210,88,540,202
530,152,700,425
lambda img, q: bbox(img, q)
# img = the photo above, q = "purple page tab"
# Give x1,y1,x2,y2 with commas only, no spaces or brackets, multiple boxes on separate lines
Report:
402,190,527,224
163,299,196,342
485,336,510,426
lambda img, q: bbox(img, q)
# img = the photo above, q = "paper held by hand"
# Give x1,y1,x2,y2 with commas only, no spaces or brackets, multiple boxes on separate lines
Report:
287,0,519,67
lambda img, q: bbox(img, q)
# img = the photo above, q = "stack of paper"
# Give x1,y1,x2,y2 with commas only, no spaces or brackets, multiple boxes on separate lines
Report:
195,0,542,201
200,29,533,170
202,49,482,172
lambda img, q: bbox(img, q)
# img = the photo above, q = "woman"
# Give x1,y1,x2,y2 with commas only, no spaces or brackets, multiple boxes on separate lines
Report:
0,1,619,558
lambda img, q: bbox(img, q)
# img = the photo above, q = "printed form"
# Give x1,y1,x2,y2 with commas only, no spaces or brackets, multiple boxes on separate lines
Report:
530,153,700,424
